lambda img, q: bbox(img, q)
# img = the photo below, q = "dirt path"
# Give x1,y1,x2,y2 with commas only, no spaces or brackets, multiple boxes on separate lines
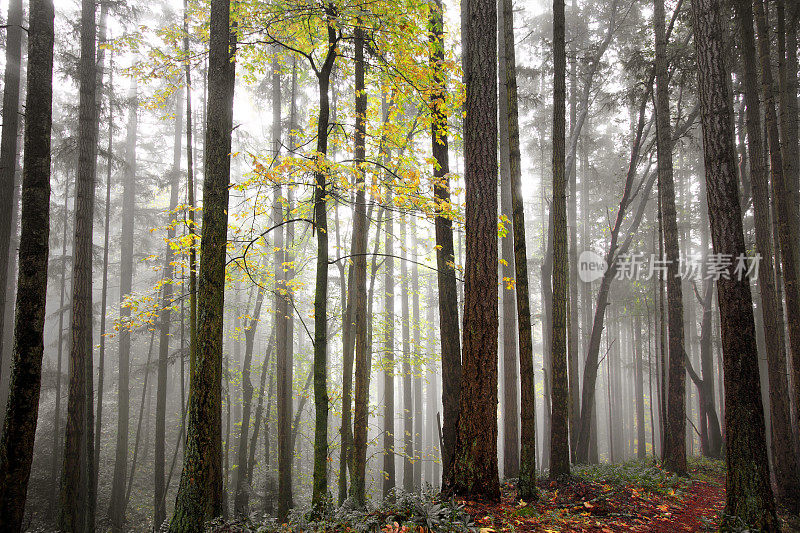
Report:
639,479,725,532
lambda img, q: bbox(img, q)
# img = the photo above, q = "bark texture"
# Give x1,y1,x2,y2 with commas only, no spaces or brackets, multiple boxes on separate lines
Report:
445,0,500,500
654,0,686,475
549,0,571,480
690,0,779,527
59,0,98,530
0,2,54,529
169,0,235,528
734,0,800,507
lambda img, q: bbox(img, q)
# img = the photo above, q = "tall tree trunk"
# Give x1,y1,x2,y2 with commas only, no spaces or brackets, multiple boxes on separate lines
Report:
734,0,800,505
310,12,338,511
445,0,500,500
428,0,461,484
425,278,438,486
654,0,687,475
59,0,98,530
752,3,800,498
0,2,54,529
247,331,274,486
183,0,198,395
169,0,235,528
549,0,571,479
93,19,112,506
382,149,396,498
270,53,293,522
233,283,266,515
499,0,537,496
109,77,138,533
124,329,157,510
401,215,413,492
411,222,423,489
777,0,800,454
566,0,580,461
690,0,779,527
498,0,519,480
350,23,370,506
155,88,185,527
0,0,23,397
634,313,645,459
50,172,70,513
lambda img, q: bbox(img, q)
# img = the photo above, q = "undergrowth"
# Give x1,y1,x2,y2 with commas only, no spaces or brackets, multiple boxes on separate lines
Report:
571,457,689,495
217,486,475,533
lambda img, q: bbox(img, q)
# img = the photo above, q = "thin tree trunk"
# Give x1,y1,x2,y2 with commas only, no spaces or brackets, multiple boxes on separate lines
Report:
125,329,157,509
634,313,645,459
382,139,396,497
549,0,571,479
401,214,413,492
411,221,423,489
271,53,293,522
498,0,519,480
169,0,235,527
0,3,54,529
310,12,337,511
155,86,184,528
183,0,198,398
234,283,266,515
350,23,371,506
50,173,70,513
690,0,779,526
109,78,138,532
499,0,537,496
246,330,274,486
428,0,461,483
93,26,113,508
654,0,687,475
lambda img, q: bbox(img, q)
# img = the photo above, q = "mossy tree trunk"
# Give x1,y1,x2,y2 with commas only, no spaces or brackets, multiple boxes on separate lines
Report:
0,2,54,529
169,0,235,529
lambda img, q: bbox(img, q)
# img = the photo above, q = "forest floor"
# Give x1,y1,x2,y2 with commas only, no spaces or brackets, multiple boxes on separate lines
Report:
458,458,728,532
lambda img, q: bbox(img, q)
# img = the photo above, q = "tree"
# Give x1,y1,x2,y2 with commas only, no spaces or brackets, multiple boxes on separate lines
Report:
549,0,570,480
445,0,500,500
0,0,23,388
690,0,779,527
654,0,686,475
382,139,396,497
233,280,266,515
109,76,138,533
169,0,236,528
0,1,55,529
93,2,112,506
155,88,184,527
310,6,339,511
780,0,800,447
734,0,800,507
59,0,99,530
498,0,519,480
499,0,537,499
428,0,461,484
401,214,413,492
350,21,371,507
271,52,293,522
